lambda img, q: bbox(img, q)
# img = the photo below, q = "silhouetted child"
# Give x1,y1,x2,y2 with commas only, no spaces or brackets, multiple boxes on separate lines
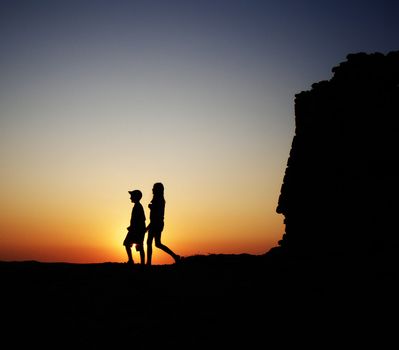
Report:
123,189,146,265
146,182,180,265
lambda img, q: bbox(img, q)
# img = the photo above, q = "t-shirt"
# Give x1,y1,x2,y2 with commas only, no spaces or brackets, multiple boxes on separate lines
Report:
149,197,165,224
128,202,146,233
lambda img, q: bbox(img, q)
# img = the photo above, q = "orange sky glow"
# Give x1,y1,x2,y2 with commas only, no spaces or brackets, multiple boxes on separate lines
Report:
0,171,285,264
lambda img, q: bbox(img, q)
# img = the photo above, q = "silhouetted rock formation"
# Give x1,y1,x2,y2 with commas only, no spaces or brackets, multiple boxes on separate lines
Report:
275,51,399,260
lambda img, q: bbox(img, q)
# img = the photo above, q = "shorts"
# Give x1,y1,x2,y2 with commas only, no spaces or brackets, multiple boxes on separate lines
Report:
147,222,164,233
123,230,145,247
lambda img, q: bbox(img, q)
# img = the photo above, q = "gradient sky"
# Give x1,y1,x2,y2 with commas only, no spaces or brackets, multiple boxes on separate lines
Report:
1,0,398,264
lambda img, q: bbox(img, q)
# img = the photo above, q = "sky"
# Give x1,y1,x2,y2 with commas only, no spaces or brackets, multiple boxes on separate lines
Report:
1,0,398,264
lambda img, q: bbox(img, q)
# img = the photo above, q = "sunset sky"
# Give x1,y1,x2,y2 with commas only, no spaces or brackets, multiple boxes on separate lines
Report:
1,0,398,264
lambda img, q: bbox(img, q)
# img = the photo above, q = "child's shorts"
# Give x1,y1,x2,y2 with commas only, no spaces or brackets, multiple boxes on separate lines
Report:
123,230,144,248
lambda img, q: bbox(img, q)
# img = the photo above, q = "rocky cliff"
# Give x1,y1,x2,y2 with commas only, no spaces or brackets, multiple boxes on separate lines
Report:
276,51,399,259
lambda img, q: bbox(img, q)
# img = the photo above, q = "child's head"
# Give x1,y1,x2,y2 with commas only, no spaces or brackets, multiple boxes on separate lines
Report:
152,182,164,196
128,189,142,203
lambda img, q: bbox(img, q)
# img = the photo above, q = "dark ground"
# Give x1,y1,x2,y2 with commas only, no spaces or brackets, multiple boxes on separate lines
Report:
1,253,398,349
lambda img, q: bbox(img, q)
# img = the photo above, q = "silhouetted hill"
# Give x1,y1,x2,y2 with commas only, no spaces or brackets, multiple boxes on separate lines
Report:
275,51,399,263
1,254,398,348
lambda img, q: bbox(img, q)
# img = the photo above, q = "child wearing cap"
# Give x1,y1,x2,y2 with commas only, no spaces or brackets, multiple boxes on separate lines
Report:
123,189,146,265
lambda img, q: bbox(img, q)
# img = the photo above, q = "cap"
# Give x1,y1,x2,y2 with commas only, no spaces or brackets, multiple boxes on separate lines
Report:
128,189,142,200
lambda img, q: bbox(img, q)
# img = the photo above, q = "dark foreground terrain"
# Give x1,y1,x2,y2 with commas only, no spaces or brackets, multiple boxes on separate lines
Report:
1,253,398,348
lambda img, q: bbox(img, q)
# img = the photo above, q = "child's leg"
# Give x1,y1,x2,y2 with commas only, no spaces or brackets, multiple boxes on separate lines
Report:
146,232,154,265
139,246,145,265
154,232,180,262
125,245,134,263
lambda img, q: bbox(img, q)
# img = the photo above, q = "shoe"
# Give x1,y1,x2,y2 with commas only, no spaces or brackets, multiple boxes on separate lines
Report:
174,255,181,264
